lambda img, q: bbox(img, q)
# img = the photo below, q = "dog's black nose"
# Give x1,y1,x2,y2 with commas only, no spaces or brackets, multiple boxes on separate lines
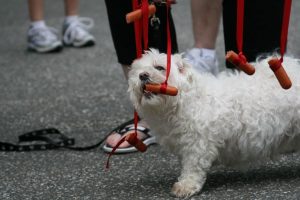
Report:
139,72,150,81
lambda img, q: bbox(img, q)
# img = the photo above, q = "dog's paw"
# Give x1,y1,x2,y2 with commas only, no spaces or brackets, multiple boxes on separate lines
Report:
171,180,200,198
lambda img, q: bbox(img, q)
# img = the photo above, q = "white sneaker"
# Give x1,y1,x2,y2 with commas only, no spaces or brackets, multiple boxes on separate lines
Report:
27,25,62,53
63,17,95,47
184,48,219,75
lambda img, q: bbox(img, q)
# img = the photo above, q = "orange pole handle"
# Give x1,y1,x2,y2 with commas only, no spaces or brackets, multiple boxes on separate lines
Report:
226,51,255,75
125,133,147,152
144,84,178,96
126,4,156,24
268,58,292,89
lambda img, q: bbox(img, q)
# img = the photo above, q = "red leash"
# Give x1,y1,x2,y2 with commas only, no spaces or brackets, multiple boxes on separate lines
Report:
268,0,292,89
141,0,149,50
133,0,143,58
159,0,172,94
227,0,292,89
146,1,178,95
226,0,255,75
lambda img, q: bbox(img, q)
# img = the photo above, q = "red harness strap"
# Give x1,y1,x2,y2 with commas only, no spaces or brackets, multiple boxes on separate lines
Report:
268,0,292,89
226,0,255,75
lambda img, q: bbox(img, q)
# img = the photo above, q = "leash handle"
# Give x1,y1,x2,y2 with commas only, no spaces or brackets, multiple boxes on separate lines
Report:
125,133,147,152
268,0,292,89
226,0,255,75
226,51,255,75
268,58,292,89
105,131,147,169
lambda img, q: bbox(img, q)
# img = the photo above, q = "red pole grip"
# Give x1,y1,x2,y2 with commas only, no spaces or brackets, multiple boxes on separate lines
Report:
226,51,255,75
125,133,147,152
144,84,178,96
126,4,156,24
268,58,292,89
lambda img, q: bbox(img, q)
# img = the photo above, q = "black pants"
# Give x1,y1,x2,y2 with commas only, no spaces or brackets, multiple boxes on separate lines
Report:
223,0,284,68
105,0,178,65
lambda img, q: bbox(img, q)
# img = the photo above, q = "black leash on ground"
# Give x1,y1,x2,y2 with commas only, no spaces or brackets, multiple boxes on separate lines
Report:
1,1,163,153
0,119,135,152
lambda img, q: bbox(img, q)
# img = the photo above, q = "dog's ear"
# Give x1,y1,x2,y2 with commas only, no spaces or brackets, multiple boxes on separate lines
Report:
173,54,195,84
174,54,192,75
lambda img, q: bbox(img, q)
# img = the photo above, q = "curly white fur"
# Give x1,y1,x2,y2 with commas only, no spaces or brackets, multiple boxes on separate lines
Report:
128,49,300,198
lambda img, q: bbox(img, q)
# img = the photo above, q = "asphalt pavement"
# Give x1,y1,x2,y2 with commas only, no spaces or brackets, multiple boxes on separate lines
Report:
0,0,300,199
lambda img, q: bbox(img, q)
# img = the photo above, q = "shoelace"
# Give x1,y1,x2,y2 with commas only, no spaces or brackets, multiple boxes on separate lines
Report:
28,26,59,44
63,17,94,44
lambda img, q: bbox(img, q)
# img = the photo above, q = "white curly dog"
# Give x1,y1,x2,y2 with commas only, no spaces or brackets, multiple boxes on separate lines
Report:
128,49,300,198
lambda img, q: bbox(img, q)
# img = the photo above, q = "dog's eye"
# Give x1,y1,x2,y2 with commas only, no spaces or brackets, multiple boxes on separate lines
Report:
154,66,165,71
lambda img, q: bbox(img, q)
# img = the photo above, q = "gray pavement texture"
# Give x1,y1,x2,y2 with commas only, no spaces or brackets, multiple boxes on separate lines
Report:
0,0,300,200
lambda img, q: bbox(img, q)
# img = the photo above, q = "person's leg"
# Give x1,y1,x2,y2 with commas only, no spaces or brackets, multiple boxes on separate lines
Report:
105,62,153,149
27,0,62,52
191,0,222,49
104,0,151,150
64,0,78,16
103,0,154,152
63,0,95,47
104,0,178,152
28,0,44,21
185,0,222,75
121,65,130,80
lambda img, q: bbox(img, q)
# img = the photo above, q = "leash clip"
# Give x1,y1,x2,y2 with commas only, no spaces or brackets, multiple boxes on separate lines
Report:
150,14,160,29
